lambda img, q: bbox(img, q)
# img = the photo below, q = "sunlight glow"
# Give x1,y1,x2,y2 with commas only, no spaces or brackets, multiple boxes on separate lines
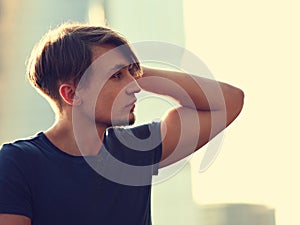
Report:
184,0,300,225
88,1,106,26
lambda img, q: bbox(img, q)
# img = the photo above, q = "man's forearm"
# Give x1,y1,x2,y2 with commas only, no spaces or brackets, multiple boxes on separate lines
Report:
138,67,244,112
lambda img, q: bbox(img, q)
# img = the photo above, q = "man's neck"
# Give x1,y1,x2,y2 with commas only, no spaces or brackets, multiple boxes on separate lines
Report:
44,117,108,157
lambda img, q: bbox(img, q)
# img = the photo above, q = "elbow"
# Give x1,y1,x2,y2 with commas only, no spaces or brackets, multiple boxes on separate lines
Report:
226,87,245,125
234,88,245,111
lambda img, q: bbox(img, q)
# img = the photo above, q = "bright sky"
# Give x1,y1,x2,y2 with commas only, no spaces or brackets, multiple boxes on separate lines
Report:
183,1,300,225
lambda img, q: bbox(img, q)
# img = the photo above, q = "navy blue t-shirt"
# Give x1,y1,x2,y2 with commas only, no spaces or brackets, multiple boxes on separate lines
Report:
0,122,162,225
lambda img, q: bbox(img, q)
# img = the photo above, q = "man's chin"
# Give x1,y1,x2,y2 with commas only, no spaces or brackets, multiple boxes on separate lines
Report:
126,113,136,126
128,118,135,126
111,116,135,126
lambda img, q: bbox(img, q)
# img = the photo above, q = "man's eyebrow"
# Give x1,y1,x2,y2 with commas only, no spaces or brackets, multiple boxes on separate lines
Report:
110,63,128,72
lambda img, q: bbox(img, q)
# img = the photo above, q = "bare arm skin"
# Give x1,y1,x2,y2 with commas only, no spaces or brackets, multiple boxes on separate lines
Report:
138,67,244,167
0,214,31,225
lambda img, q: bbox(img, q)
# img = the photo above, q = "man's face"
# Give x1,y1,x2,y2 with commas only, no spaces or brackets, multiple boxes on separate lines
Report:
78,44,141,127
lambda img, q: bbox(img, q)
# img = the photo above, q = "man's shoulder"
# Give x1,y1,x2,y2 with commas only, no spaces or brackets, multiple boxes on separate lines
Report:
106,121,161,140
0,132,45,159
105,121,162,152
103,121,163,180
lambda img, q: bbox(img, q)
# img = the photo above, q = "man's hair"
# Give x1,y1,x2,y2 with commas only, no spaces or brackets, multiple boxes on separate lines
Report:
26,22,141,112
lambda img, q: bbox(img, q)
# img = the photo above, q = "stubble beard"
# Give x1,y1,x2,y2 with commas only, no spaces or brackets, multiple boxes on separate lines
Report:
128,114,135,125
108,112,136,127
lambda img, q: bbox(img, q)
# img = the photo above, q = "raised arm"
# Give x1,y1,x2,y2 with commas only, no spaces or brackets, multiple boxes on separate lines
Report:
137,67,244,167
0,214,31,225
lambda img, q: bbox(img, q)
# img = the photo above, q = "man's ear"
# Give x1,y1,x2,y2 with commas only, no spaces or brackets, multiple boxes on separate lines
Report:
59,84,82,106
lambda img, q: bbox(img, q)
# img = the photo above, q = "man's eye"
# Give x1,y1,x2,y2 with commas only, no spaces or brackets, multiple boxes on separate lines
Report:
111,72,122,79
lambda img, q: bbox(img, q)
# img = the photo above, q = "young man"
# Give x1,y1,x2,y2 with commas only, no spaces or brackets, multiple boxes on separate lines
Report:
0,23,244,225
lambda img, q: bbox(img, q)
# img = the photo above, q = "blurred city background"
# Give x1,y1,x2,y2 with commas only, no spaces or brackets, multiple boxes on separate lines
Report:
1,0,300,224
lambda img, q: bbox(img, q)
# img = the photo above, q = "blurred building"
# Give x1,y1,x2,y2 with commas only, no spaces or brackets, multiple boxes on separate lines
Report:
0,0,88,144
198,203,276,225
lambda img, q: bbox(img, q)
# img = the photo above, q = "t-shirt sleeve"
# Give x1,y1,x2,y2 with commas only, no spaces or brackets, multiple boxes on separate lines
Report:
105,121,163,176
0,144,33,218
129,121,162,175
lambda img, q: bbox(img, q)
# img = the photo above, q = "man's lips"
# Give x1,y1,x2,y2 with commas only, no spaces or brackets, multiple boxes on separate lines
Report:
125,100,137,110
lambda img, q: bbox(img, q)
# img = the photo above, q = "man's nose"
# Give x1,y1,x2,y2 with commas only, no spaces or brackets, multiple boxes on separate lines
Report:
125,75,141,95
